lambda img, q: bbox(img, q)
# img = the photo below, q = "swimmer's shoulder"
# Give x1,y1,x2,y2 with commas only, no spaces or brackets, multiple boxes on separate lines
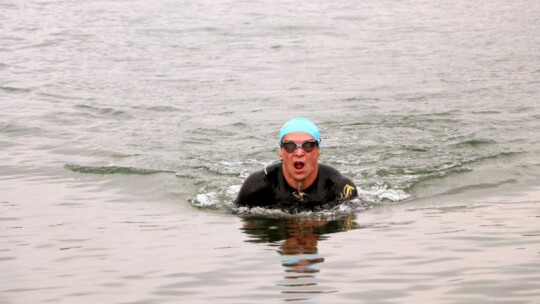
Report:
318,163,346,179
236,162,281,207
318,163,358,201
262,162,281,177
318,163,357,188
241,162,281,186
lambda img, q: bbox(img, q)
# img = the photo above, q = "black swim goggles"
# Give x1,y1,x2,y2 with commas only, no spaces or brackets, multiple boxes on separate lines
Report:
280,140,319,153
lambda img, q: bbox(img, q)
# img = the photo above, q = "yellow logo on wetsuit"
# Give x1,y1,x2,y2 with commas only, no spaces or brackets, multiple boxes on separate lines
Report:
339,184,356,201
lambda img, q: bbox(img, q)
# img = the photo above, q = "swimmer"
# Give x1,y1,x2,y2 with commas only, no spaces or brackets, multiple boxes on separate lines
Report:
236,117,358,212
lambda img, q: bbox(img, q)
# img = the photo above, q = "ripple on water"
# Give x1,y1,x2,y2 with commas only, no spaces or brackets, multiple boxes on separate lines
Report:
64,163,175,175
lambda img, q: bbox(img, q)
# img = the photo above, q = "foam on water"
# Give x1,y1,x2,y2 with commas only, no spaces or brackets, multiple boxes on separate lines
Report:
232,199,368,219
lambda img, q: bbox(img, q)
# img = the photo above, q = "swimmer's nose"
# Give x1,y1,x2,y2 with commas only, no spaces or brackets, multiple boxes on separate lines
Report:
293,147,306,156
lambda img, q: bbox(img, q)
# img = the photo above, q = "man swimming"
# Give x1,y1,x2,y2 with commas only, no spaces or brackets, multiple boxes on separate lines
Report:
236,117,358,212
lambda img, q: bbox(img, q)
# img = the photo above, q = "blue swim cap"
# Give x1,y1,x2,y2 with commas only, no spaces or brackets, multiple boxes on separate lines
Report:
278,117,321,143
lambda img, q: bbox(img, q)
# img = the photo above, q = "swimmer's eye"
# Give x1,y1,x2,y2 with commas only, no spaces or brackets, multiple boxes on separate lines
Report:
280,140,319,153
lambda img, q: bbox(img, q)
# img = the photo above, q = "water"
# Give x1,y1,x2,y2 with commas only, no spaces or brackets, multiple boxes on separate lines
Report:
1,0,539,302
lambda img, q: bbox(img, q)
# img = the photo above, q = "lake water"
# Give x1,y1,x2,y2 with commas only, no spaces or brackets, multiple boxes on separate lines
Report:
1,0,539,303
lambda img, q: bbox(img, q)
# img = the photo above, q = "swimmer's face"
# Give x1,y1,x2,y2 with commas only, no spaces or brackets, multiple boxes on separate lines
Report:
279,132,320,190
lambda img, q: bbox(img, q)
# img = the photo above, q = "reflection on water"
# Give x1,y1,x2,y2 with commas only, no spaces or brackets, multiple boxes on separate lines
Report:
241,216,358,301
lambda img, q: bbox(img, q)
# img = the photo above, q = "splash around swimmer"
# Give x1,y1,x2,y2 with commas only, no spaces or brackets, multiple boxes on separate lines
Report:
235,117,358,212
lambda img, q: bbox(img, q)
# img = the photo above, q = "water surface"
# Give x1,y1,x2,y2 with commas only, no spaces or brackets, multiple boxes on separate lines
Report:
1,0,539,303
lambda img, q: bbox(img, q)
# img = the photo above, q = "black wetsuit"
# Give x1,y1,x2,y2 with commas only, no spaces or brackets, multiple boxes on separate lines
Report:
235,162,358,212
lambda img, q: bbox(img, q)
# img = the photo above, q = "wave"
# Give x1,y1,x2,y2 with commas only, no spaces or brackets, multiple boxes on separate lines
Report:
190,199,371,219
146,106,181,112
357,186,411,203
0,86,32,94
64,163,175,175
451,139,496,148
232,199,372,219
0,122,43,136
75,104,131,119
436,179,518,196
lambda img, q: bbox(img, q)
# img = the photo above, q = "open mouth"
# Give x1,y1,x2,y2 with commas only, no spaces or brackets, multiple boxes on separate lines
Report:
294,161,305,170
